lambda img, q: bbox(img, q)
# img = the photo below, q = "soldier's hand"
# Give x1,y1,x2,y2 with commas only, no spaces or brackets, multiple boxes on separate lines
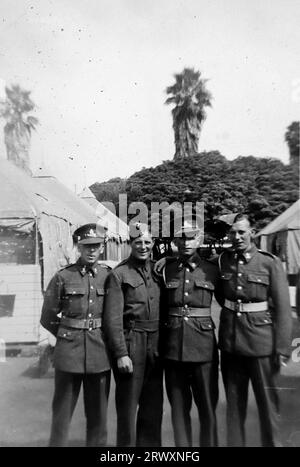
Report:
272,353,290,372
278,355,290,367
117,356,133,374
154,257,167,274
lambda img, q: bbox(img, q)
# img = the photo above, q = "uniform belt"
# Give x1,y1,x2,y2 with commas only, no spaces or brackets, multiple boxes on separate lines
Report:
61,316,102,329
128,319,159,333
169,307,211,317
224,299,268,312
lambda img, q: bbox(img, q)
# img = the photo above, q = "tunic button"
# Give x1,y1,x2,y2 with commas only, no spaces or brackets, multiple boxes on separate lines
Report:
90,286,94,290
238,273,242,277
184,304,188,309
89,299,93,303
184,317,189,321
257,279,261,282
237,286,242,290
186,268,189,272
88,313,92,317
185,280,189,283
184,292,189,296
237,312,242,317
89,273,92,277
89,328,92,331
239,260,244,265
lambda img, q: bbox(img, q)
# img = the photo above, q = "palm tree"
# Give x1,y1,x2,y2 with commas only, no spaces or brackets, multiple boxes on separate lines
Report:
285,121,300,166
165,68,212,160
0,84,38,174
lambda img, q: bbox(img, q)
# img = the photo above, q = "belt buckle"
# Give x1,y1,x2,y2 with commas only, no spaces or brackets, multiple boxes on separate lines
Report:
235,301,241,312
89,319,94,329
182,306,190,316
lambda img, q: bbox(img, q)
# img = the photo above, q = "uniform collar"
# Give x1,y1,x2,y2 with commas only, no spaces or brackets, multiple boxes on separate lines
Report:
77,259,98,276
234,244,257,263
177,252,201,270
128,255,151,271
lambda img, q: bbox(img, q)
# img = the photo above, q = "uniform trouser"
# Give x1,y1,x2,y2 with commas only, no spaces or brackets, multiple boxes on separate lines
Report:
49,369,111,447
221,352,281,447
165,358,219,447
113,331,164,447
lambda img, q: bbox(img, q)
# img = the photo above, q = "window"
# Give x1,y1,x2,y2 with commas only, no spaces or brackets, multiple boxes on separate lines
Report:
0,228,35,264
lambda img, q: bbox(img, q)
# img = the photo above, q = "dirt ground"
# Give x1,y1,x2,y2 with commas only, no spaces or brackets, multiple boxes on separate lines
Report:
1,306,300,447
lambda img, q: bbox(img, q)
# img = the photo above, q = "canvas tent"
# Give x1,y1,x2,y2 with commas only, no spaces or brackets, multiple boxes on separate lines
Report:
257,200,300,307
78,186,130,263
257,200,300,275
0,159,128,345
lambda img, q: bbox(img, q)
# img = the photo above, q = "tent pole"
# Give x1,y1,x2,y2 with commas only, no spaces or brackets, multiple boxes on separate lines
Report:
34,219,39,265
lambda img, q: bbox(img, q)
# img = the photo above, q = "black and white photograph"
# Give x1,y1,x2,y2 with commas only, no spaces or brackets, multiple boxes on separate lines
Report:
0,0,299,451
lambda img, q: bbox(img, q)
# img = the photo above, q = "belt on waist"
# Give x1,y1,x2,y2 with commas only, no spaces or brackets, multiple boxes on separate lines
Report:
61,316,102,329
224,299,268,312
168,307,211,317
126,319,159,333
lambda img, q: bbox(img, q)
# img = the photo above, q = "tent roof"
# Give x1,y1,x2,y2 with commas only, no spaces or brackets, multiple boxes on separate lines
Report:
257,200,300,236
34,175,97,224
0,159,127,241
0,158,86,223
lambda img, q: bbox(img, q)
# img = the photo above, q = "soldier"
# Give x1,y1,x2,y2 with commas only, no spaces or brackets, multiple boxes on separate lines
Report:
160,221,219,447
40,223,111,447
103,222,163,447
215,213,292,447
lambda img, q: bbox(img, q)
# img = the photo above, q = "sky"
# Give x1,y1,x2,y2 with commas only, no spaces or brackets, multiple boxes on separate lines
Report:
0,0,299,193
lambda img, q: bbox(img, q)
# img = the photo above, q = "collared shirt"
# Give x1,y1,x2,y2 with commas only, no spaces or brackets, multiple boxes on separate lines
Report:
40,259,111,373
103,255,161,359
162,253,218,362
215,245,292,357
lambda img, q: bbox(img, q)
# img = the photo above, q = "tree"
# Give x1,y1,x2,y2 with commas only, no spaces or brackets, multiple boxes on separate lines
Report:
285,121,300,166
90,177,126,215
0,84,38,174
165,68,212,160
91,151,299,240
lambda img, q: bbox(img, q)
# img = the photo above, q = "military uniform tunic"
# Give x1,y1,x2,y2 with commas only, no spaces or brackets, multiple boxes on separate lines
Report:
41,259,111,373
40,259,111,446
162,253,218,362
161,253,219,447
215,245,292,357
103,255,163,447
215,245,292,447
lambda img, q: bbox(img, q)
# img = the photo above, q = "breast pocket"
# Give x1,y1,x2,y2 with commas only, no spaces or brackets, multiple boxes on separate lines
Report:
64,286,85,297
123,277,145,304
247,273,270,300
63,286,85,316
194,279,215,306
96,286,105,298
165,280,180,305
